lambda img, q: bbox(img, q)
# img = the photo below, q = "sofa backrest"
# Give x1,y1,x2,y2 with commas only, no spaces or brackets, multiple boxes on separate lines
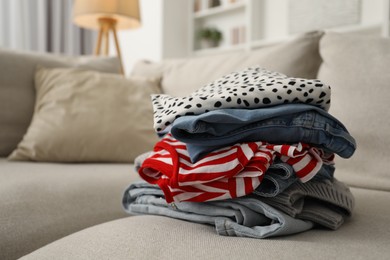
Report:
0,49,121,157
132,30,390,192
132,31,324,97
317,32,390,191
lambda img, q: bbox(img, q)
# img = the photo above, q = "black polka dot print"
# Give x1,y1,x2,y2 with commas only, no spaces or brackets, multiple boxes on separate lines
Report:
151,67,331,132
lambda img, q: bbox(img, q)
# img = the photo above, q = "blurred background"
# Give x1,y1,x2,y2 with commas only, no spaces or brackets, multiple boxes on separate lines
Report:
0,0,388,74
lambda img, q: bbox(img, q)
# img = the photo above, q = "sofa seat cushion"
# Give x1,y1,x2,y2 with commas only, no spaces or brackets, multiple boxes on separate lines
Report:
21,187,390,260
0,159,139,260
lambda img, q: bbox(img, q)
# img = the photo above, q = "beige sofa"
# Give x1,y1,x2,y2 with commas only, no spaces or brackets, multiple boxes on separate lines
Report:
1,31,390,260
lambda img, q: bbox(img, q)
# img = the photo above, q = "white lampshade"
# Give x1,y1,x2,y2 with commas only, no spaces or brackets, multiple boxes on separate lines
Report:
73,0,141,30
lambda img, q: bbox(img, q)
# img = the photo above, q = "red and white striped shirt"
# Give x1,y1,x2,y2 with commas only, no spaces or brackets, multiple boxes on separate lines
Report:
139,134,327,203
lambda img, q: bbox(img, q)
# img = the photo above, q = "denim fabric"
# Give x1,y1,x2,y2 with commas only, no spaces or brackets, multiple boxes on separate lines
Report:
170,104,356,163
255,162,334,198
123,181,314,239
312,164,335,181
255,160,298,197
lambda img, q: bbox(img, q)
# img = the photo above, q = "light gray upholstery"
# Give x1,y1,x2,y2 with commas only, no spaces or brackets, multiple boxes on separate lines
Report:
2,31,390,260
0,159,140,260
20,187,390,260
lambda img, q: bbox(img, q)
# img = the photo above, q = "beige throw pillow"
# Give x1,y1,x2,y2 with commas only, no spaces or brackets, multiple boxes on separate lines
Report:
0,48,121,156
318,32,390,191
132,31,324,97
9,67,160,162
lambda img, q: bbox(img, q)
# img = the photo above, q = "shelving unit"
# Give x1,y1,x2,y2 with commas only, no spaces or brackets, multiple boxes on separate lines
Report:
189,0,292,55
190,0,252,54
188,0,387,56
193,1,245,19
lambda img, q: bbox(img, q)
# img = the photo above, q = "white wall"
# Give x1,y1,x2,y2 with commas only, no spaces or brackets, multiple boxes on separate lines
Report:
110,0,163,75
361,0,386,25
162,0,190,59
110,0,190,75
255,0,386,39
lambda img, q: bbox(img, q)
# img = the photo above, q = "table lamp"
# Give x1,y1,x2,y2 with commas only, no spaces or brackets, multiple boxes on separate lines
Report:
73,0,141,74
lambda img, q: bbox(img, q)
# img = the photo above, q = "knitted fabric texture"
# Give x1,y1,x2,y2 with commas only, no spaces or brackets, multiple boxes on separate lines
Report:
151,67,331,132
257,178,355,229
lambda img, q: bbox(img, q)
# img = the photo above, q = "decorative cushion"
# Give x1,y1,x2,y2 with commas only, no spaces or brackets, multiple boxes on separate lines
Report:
0,48,121,156
317,32,390,190
131,31,324,97
9,67,160,162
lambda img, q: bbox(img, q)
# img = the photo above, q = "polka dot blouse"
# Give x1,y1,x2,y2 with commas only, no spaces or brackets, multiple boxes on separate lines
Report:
151,67,331,132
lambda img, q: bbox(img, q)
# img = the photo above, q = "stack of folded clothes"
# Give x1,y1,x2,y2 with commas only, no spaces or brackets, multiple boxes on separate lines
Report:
122,67,357,238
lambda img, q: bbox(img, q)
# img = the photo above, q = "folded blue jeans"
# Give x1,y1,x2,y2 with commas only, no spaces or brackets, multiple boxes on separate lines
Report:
123,181,314,239
256,161,334,197
170,104,356,162
256,160,298,197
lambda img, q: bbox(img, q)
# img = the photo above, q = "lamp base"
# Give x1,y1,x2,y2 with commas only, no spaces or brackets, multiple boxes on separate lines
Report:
95,17,124,75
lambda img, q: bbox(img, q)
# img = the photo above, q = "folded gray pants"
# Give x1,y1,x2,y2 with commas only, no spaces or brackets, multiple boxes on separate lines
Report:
123,181,313,239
